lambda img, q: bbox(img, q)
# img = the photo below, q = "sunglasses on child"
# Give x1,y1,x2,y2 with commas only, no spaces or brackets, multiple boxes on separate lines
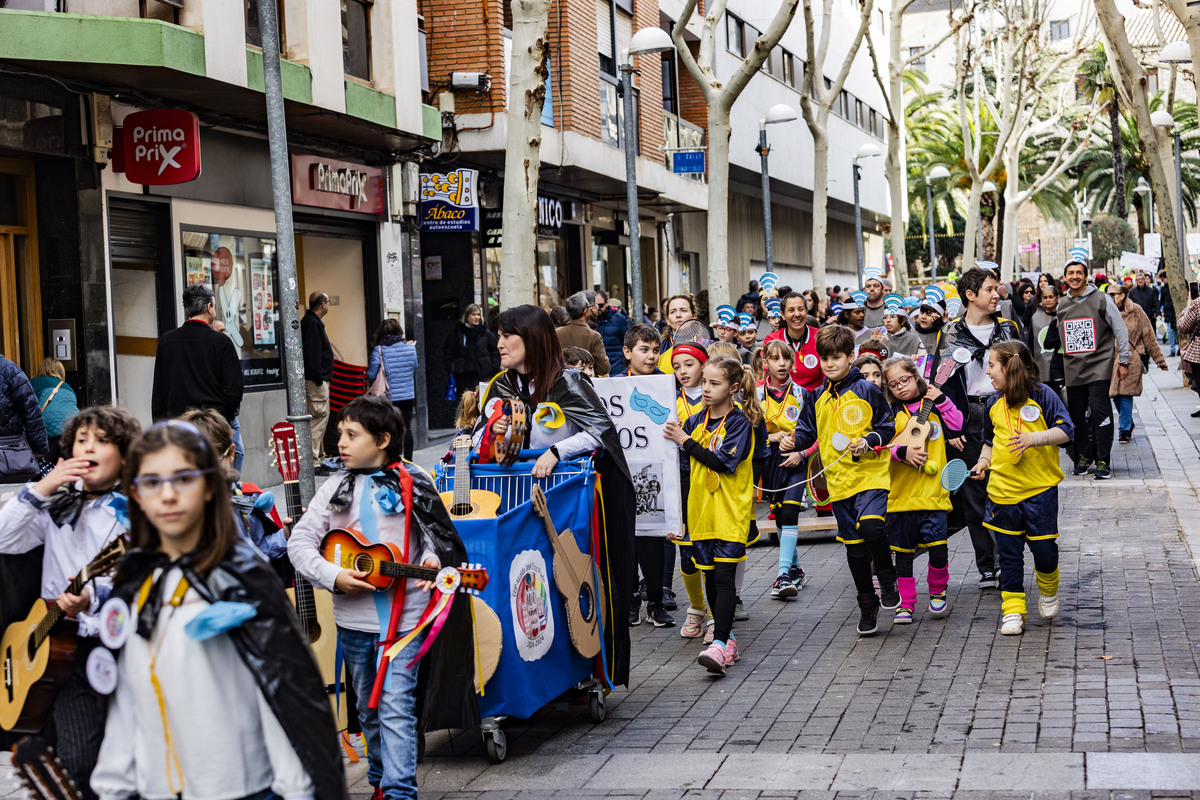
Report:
131,469,214,496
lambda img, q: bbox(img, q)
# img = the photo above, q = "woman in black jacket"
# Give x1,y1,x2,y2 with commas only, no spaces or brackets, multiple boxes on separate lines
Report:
443,304,501,399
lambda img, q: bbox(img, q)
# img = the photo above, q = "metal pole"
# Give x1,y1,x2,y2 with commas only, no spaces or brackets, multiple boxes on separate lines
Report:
926,179,938,281
257,0,315,503
621,63,643,322
853,162,864,286
760,125,775,276
1177,127,1186,273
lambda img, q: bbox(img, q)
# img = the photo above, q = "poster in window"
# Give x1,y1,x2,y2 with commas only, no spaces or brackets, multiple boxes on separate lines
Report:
250,257,276,347
186,256,210,286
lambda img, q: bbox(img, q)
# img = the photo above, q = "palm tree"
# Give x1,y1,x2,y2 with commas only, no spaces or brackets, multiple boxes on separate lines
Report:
1078,44,1126,219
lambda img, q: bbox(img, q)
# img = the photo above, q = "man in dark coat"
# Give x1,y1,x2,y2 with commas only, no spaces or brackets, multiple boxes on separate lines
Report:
1129,271,1160,327
151,284,244,423
301,292,335,465
595,293,630,375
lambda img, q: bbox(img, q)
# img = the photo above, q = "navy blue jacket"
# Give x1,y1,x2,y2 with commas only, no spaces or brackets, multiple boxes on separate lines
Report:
0,356,49,454
596,308,630,375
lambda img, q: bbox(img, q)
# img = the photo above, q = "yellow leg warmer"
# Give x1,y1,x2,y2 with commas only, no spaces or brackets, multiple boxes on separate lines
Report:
1035,568,1059,598
1001,591,1027,617
681,568,707,611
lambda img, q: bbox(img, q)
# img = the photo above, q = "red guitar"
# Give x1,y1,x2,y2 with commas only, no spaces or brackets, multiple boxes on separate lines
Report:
319,528,489,593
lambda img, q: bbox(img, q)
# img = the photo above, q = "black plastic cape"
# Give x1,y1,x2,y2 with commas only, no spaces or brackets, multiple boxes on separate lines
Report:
110,544,347,800
480,369,636,686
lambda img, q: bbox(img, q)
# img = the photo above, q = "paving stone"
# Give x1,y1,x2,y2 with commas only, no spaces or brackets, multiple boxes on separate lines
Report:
957,754,1085,790
1086,753,1200,789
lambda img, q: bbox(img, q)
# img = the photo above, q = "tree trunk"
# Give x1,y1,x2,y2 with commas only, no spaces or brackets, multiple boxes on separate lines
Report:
1109,98,1126,220
1133,193,1146,246
1096,0,1189,319
811,122,830,298
705,104,732,309
962,180,983,266
499,0,552,310
1000,149,1021,282
886,7,910,293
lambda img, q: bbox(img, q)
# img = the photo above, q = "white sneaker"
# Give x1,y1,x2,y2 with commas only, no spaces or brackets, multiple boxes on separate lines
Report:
1039,593,1059,620
1000,613,1024,635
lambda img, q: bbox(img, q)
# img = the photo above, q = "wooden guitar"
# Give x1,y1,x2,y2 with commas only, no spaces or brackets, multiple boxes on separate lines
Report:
0,538,125,733
11,738,80,800
440,436,501,520
889,357,960,451
271,422,345,729
490,400,528,467
530,485,604,659
319,528,489,593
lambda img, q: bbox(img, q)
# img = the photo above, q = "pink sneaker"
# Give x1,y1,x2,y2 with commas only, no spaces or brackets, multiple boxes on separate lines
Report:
680,607,706,638
703,619,716,644
697,641,727,675
723,636,740,665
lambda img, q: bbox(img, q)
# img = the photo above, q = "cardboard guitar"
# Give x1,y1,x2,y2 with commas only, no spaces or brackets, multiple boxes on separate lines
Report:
530,485,604,659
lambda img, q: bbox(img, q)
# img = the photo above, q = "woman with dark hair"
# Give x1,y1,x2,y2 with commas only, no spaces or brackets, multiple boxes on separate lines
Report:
94,421,346,800
443,303,501,405
476,305,637,686
368,318,419,460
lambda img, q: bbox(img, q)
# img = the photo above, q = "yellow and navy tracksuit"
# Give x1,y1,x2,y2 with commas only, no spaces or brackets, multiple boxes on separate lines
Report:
758,380,812,523
795,367,897,598
982,382,1074,617
886,397,959,611
674,386,706,610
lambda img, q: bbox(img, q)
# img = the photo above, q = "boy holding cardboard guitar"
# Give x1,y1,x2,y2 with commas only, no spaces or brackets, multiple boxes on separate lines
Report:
288,397,476,800
0,406,141,800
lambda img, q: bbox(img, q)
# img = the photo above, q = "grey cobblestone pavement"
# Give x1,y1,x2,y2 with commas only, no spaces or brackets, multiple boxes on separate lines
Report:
8,366,1200,799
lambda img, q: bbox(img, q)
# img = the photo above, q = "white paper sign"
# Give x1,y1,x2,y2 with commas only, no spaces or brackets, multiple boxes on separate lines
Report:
1120,251,1160,272
593,374,683,538
1145,233,1163,259
509,549,554,661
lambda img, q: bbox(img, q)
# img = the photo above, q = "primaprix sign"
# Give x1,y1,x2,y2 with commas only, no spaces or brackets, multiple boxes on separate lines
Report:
119,110,202,185
290,153,385,215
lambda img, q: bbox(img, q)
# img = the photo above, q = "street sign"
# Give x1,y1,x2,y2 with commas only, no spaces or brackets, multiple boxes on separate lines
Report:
672,151,706,174
118,109,202,185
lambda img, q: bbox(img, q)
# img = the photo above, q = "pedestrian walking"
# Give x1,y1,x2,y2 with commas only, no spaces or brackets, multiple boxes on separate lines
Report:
151,284,244,426
1108,283,1167,443
1174,296,1200,416
443,303,501,401
595,291,630,375
556,291,611,376
0,353,49,480
367,319,419,461
971,341,1072,636
301,292,335,469
763,292,824,391
1031,284,1066,397
31,357,78,463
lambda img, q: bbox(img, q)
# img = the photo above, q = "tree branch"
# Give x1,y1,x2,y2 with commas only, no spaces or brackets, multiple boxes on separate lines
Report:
721,0,800,110
671,0,714,105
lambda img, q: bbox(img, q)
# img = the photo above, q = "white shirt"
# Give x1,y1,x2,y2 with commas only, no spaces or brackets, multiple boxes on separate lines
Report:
475,375,602,459
0,483,124,636
288,472,436,634
964,322,996,396
91,567,313,800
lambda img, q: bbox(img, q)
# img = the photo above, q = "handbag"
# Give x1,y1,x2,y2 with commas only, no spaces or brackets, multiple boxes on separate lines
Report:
0,434,37,480
366,347,390,399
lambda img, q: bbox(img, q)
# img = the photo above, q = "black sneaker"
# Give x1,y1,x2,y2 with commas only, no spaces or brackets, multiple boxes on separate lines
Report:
877,569,901,610
646,603,675,627
857,593,880,636
979,571,999,589
787,564,807,590
1072,456,1092,476
661,587,678,611
629,598,642,626
1095,462,1112,480
771,573,799,599
1119,430,1131,443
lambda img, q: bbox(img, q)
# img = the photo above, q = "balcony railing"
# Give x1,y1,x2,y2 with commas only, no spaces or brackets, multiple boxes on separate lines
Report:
663,112,705,182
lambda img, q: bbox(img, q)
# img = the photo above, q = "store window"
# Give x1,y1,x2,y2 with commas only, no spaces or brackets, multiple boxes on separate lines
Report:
342,0,372,81
245,0,285,53
181,229,283,388
537,237,565,311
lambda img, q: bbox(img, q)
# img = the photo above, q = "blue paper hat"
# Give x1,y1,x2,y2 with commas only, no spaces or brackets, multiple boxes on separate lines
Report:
738,312,755,331
902,296,921,309
765,297,782,318
863,265,885,279
1067,247,1090,266
830,302,845,314
975,260,999,273
883,295,903,316
715,305,737,327
846,290,868,309
883,293,904,307
759,272,779,295
944,296,963,318
925,285,946,304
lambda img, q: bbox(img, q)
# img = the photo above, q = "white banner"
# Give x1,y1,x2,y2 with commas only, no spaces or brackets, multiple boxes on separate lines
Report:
1145,233,1163,259
593,374,683,538
1120,251,1160,272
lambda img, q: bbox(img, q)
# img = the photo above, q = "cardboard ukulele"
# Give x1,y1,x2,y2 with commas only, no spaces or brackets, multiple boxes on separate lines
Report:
889,357,960,451
530,485,604,659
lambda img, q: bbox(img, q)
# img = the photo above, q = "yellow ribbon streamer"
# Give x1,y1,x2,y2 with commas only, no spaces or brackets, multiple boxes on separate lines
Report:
382,591,452,661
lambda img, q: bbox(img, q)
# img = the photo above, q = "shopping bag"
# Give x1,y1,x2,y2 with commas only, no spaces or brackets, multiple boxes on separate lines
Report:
445,373,458,401
366,347,390,399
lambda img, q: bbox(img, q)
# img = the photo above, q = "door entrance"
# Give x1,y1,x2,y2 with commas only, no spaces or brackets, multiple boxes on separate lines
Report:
0,157,42,374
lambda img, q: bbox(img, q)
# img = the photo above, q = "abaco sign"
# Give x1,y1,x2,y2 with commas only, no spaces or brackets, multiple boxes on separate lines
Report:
420,169,479,232
117,110,202,185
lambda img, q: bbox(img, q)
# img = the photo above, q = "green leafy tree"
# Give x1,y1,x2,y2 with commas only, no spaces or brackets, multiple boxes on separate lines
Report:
1089,213,1137,263
1078,44,1125,219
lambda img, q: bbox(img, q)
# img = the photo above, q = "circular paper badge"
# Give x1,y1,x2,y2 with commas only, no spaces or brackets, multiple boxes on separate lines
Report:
785,404,801,422
98,597,132,650
710,434,724,451
953,347,972,364
803,353,819,370
86,647,118,695
929,421,943,441
1020,403,1040,423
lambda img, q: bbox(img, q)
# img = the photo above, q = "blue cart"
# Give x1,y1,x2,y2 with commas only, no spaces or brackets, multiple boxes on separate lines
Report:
433,453,607,762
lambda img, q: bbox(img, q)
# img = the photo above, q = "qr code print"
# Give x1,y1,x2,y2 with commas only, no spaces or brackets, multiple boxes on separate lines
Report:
1063,317,1096,354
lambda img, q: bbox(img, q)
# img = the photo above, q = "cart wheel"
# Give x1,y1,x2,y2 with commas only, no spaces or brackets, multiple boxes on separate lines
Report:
588,690,606,723
484,728,507,763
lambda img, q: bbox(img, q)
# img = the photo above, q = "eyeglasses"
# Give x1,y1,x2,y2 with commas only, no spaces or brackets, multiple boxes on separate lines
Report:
887,374,915,390
131,469,213,496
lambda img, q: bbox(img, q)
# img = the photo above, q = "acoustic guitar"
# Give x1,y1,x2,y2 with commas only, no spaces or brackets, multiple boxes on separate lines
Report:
440,436,501,520
889,357,960,452
319,528,489,593
270,422,345,728
0,537,125,733
530,485,604,659
11,738,80,800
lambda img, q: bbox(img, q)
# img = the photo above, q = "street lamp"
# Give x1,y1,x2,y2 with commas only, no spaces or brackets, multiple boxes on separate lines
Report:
1152,106,1187,272
852,142,882,284
1135,176,1155,238
757,103,798,278
925,165,951,280
980,179,997,258
621,26,675,323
